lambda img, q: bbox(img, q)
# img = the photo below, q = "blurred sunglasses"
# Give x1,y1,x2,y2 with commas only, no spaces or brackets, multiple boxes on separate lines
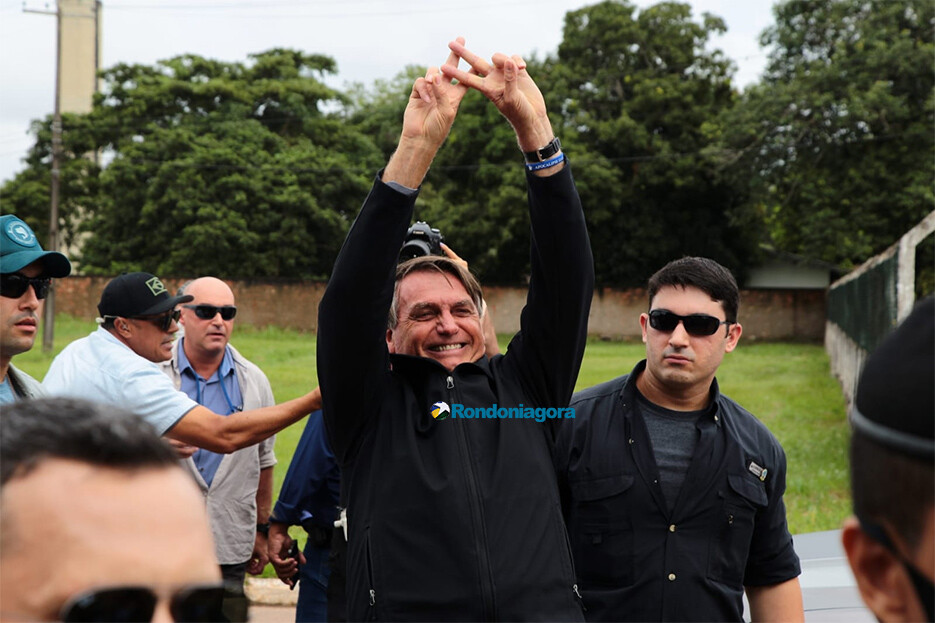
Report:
0,273,51,300
184,304,237,321
648,309,731,337
59,583,224,622
134,309,181,332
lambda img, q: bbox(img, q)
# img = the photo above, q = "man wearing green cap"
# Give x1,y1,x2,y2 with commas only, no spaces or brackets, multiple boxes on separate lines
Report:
0,214,71,404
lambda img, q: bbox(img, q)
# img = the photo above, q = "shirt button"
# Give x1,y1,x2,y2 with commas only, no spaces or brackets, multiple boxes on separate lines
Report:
668,573,676,581
714,415,719,422
669,524,676,532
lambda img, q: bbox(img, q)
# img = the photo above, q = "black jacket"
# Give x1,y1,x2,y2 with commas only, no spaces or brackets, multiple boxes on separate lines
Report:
319,165,593,621
554,362,801,621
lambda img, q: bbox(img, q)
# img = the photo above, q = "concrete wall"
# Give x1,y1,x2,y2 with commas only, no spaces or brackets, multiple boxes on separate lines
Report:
55,277,826,341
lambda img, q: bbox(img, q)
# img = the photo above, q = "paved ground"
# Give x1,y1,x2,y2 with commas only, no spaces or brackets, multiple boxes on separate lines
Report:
245,578,297,623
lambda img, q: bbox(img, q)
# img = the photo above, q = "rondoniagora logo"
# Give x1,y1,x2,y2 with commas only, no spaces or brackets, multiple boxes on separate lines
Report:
431,403,575,423
430,401,451,420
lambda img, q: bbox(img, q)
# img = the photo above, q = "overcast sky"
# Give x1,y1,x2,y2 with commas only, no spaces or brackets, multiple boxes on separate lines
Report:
0,0,776,185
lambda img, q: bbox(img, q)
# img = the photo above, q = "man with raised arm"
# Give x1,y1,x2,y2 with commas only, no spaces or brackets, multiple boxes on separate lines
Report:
317,40,593,620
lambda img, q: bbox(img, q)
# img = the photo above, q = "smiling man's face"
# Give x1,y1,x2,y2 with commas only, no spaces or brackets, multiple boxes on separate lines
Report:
386,269,485,372
0,261,44,369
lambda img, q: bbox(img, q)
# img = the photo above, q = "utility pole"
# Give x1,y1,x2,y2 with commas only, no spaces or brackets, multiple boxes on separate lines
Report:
23,2,61,352
24,0,100,352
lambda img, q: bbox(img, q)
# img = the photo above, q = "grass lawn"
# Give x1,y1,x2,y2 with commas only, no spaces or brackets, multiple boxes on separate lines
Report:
16,315,851,563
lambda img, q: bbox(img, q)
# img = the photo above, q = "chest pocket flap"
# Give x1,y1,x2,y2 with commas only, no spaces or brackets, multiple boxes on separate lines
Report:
727,472,768,507
570,474,635,502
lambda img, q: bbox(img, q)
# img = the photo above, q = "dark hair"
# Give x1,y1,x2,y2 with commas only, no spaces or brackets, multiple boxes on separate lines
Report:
851,430,934,550
647,257,740,323
0,398,178,487
389,256,484,329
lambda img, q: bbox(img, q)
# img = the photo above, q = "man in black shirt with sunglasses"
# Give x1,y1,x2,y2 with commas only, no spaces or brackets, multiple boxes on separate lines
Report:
554,257,803,622
0,214,71,404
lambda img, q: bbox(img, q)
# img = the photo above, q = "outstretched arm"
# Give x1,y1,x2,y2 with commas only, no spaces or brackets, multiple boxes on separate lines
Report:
440,41,562,177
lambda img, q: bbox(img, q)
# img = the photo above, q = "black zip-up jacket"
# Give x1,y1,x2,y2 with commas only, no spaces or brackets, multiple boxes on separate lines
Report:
319,165,593,621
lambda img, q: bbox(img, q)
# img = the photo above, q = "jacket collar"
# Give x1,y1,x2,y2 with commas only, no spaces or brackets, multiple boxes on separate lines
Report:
389,351,493,380
619,359,723,427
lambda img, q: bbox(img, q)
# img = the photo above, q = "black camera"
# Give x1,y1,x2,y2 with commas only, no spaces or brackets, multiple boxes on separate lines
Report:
399,221,444,262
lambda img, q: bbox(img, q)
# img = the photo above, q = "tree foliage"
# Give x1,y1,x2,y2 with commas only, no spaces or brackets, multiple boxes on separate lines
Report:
3,49,381,279
3,0,931,284
546,0,761,287
721,0,934,268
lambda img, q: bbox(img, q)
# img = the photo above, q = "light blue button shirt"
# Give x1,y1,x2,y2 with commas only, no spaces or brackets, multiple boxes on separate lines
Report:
43,327,198,435
0,377,15,404
178,339,243,487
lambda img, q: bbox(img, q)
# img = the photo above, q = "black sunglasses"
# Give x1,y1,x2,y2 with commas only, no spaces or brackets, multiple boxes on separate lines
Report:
648,309,731,337
183,304,237,321
0,273,51,300
60,583,224,622
133,309,181,332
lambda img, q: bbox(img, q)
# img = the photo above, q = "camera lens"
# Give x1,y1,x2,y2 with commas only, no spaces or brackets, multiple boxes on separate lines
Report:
399,239,434,261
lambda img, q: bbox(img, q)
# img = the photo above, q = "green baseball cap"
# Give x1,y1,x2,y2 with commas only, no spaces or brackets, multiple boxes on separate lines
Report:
0,215,71,277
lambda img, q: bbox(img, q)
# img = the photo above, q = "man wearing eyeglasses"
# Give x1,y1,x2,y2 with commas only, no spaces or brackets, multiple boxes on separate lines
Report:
43,271,319,456
0,214,71,405
158,276,277,623
554,257,803,622
0,397,225,623
842,297,933,623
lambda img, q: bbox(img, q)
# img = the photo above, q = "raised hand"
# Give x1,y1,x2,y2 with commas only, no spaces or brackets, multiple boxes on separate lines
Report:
383,38,470,188
440,40,553,153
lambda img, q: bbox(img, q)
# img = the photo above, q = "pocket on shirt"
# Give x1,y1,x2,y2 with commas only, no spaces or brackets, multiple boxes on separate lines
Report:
569,474,635,587
706,473,768,586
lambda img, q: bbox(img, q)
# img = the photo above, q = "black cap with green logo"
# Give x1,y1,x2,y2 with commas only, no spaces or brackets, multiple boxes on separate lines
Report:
97,272,193,318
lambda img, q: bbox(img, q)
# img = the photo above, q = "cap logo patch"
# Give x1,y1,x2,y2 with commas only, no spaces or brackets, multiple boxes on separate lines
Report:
145,277,167,296
5,221,36,247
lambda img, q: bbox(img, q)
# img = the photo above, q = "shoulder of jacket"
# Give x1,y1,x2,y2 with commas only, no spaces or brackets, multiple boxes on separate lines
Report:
571,374,628,407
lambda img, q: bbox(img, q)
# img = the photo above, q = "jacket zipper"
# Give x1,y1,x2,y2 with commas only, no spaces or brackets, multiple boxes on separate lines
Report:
448,374,497,619
365,529,377,617
558,509,587,612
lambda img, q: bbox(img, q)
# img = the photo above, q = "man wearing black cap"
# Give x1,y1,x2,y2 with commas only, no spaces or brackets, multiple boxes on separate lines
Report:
43,271,320,453
0,214,71,404
842,297,934,623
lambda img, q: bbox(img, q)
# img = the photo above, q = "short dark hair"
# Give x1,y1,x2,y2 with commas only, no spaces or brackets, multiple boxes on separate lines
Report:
851,430,934,550
0,398,178,487
647,257,740,323
389,256,484,329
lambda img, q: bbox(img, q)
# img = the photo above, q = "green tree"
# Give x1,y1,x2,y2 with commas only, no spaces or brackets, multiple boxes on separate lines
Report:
722,0,934,268
548,0,761,287
2,49,382,278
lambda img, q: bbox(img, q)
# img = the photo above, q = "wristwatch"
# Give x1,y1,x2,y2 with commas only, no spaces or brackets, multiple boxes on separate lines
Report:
256,522,271,536
523,137,562,163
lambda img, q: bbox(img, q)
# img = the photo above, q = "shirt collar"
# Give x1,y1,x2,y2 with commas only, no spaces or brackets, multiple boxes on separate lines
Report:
178,337,235,381
622,359,723,428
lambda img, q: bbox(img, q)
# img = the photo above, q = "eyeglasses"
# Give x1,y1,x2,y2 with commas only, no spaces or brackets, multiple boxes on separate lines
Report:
648,309,731,337
134,309,181,332
0,273,51,300
183,304,237,321
59,583,224,622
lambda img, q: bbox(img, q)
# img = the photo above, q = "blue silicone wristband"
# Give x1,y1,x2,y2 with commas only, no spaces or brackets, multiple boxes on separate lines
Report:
525,152,565,171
